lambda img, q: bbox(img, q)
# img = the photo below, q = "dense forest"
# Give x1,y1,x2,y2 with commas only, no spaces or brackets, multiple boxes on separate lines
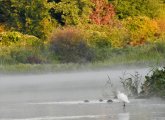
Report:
0,0,165,65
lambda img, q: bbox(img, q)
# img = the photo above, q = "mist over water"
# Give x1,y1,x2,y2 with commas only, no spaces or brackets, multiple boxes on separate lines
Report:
0,66,165,120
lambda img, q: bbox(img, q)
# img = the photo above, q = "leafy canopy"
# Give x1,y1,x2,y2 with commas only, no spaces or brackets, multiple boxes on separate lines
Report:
0,0,56,39
109,0,162,19
51,0,93,25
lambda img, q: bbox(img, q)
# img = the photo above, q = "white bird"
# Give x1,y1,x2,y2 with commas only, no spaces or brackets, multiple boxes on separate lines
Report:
117,91,130,107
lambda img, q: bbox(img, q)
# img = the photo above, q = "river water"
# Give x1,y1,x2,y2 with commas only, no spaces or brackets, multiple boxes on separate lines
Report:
0,67,165,120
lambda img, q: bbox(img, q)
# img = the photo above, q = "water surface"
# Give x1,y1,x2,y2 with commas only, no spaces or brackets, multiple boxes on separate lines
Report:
0,67,164,120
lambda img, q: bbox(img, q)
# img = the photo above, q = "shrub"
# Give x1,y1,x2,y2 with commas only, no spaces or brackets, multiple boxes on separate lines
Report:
79,24,112,47
88,31,112,48
0,31,45,64
0,47,14,64
151,40,165,54
10,48,32,64
82,22,129,48
19,34,44,50
120,71,142,96
0,32,22,46
10,48,44,64
0,31,43,48
50,28,94,63
111,0,162,19
109,27,129,48
141,67,165,98
123,16,159,46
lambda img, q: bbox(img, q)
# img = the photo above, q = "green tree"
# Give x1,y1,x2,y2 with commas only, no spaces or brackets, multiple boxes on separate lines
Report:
50,0,93,25
0,0,56,39
0,0,12,22
109,0,162,19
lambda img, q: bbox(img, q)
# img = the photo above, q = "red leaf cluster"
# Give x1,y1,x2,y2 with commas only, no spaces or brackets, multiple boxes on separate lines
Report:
90,0,115,25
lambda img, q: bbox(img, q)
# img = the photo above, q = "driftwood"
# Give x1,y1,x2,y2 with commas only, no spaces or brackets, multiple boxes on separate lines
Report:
120,71,142,97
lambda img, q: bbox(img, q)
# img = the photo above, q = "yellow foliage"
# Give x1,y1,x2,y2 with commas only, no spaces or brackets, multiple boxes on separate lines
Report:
77,24,112,48
124,16,159,46
109,27,128,48
0,31,42,49
156,18,165,34
39,17,57,39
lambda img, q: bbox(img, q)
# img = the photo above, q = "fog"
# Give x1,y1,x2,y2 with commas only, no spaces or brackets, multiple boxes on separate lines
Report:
0,67,149,102
0,66,164,120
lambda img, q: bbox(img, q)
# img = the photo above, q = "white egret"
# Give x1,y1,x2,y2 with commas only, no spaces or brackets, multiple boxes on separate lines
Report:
117,91,130,107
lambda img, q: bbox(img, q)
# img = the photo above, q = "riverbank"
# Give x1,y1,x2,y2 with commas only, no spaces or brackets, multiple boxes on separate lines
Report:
0,60,163,74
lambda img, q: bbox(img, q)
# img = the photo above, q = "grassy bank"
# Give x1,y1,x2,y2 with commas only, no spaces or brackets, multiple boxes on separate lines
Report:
0,44,164,74
0,61,163,74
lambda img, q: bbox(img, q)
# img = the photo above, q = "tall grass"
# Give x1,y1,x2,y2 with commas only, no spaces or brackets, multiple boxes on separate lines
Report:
91,42,165,67
0,43,165,73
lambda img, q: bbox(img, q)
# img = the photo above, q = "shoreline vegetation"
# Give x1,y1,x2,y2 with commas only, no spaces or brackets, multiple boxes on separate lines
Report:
0,60,163,74
0,41,165,73
0,0,165,74
119,67,165,98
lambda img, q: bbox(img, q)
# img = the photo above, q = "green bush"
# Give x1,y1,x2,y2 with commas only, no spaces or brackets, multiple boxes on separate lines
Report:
49,28,95,63
0,47,14,64
0,32,22,46
0,31,43,48
0,31,45,64
10,48,45,64
92,47,113,61
109,27,129,48
111,0,162,19
152,40,165,54
88,31,112,48
141,67,165,98
80,24,113,48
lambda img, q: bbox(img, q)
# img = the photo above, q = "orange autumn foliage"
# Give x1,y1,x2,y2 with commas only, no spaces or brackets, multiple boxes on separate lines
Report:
90,0,115,25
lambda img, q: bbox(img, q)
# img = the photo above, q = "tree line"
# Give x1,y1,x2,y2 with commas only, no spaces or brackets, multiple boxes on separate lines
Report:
0,0,164,39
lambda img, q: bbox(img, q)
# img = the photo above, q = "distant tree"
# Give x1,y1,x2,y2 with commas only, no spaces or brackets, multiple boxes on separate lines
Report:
0,0,55,39
109,0,162,19
0,0,11,22
90,0,115,25
50,0,93,25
